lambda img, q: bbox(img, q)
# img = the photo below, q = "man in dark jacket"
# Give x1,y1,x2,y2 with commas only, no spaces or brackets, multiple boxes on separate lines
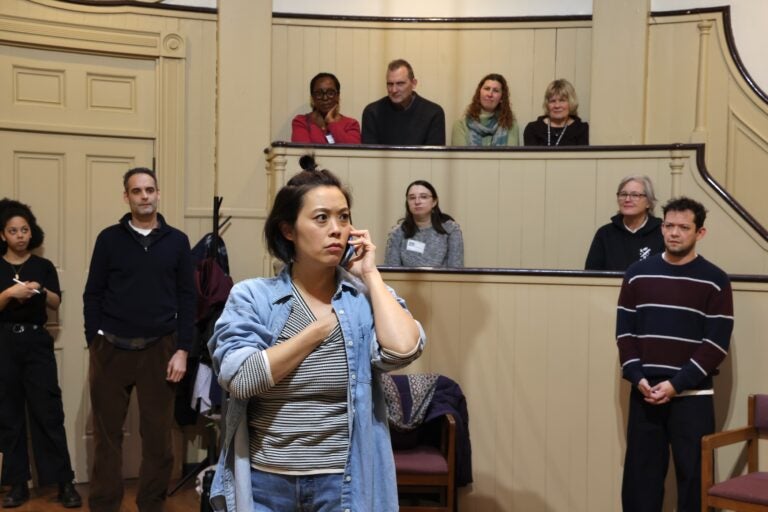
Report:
83,167,195,512
361,59,446,145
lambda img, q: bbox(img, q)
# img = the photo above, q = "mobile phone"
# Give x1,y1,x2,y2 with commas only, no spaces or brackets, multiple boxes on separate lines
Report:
340,237,356,267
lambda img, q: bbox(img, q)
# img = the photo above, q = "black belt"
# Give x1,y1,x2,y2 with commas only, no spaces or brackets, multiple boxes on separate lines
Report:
1,322,43,334
102,331,165,350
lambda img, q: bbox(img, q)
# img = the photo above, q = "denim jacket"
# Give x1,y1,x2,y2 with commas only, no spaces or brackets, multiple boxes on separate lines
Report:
207,267,425,511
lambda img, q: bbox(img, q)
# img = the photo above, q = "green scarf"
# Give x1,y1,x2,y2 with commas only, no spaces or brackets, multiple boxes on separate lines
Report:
466,112,508,146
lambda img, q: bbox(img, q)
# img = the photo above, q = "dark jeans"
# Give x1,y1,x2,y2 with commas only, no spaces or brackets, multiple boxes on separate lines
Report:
0,325,75,486
88,334,176,512
622,389,714,512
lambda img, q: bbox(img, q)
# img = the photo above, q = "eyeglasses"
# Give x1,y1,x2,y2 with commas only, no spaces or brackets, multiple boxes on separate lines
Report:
407,194,433,202
312,89,338,100
617,192,647,201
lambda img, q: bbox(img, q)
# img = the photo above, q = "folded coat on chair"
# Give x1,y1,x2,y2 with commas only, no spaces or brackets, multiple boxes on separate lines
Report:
382,373,473,486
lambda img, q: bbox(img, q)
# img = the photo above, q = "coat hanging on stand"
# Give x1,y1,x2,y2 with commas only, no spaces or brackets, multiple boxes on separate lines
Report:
175,196,233,424
170,196,233,498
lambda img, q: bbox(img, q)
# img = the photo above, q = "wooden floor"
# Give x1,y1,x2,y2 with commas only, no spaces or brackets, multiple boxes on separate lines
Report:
0,479,200,512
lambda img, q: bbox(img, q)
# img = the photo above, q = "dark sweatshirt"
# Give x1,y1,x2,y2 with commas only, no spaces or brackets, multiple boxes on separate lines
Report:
585,214,664,271
361,93,446,145
83,213,195,349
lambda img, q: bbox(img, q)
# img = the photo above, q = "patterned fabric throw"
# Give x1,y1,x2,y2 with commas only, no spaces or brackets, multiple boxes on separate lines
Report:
381,372,440,431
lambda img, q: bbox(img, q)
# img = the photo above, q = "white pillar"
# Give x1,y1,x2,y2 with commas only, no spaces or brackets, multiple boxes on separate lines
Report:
217,0,273,279
589,0,649,144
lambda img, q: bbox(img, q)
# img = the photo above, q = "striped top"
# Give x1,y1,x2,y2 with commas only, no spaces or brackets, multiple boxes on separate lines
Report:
616,253,734,393
231,283,349,474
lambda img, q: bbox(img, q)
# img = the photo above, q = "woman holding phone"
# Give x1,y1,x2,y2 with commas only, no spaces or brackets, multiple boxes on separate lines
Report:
207,155,424,511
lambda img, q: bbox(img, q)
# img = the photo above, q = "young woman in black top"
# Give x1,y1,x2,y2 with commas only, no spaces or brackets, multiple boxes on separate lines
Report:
0,199,81,508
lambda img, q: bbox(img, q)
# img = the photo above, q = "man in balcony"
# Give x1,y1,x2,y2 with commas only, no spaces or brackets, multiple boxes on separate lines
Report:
361,59,446,146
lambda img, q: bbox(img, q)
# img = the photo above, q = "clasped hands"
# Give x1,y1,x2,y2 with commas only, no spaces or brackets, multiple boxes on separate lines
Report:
637,378,677,405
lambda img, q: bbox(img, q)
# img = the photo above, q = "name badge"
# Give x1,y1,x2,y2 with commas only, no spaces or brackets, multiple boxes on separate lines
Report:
325,132,336,144
406,239,426,254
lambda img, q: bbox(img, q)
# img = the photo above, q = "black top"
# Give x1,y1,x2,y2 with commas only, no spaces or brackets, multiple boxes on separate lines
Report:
0,254,60,325
361,93,446,145
523,115,589,146
82,213,195,349
585,214,665,271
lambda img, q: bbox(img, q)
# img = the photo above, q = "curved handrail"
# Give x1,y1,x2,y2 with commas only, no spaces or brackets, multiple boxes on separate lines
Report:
650,5,768,105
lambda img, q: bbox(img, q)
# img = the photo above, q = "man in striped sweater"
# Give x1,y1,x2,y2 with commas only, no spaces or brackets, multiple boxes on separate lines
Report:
616,197,734,512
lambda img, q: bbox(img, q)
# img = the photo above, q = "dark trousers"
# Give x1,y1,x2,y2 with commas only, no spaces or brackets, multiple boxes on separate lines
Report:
622,389,714,512
88,334,176,512
0,326,75,486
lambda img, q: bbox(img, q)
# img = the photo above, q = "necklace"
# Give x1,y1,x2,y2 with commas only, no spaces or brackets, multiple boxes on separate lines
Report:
5,259,25,280
547,119,569,146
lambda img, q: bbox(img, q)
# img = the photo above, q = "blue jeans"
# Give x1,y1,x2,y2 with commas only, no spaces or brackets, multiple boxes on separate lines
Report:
250,468,343,512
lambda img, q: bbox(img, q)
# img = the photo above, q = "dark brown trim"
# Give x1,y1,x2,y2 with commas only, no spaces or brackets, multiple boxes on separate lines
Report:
649,6,728,18
271,141,701,153
693,145,768,239
269,142,768,243
378,266,768,283
272,12,591,24
651,5,768,104
55,0,216,14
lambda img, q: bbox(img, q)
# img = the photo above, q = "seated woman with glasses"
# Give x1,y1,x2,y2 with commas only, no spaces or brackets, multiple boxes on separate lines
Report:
585,175,665,271
291,72,361,144
384,180,464,267
450,73,520,147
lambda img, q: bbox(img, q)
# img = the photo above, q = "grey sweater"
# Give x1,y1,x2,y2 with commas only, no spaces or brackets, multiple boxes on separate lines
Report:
384,220,464,267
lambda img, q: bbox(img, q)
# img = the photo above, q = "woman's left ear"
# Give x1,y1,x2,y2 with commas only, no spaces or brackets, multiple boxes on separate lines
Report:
279,221,294,242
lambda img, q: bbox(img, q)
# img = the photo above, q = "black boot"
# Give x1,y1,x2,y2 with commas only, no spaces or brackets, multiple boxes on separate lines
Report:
57,482,82,509
1,483,29,508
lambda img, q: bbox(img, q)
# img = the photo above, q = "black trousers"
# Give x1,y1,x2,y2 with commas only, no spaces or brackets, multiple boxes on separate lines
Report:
0,325,75,486
622,389,714,512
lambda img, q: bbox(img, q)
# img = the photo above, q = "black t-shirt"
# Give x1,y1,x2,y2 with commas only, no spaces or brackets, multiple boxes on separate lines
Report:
0,254,60,325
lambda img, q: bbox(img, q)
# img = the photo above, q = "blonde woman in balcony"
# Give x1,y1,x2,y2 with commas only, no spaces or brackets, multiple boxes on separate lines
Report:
524,78,589,146
451,73,520,147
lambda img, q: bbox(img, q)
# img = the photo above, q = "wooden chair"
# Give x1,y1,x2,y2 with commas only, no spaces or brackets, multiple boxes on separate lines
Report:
701,394,768,511
392,412,457,512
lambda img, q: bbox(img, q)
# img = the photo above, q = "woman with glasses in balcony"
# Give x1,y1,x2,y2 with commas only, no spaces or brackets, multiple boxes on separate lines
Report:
585,175,664,271
450,73,520,147
385,180,464,267
291,72,361,144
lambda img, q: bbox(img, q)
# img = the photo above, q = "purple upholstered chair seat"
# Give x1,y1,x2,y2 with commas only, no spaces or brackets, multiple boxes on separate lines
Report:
393,446,449,474
708,472,768,505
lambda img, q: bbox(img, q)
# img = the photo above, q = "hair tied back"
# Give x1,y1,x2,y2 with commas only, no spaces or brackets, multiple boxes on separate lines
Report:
299,154,318,172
